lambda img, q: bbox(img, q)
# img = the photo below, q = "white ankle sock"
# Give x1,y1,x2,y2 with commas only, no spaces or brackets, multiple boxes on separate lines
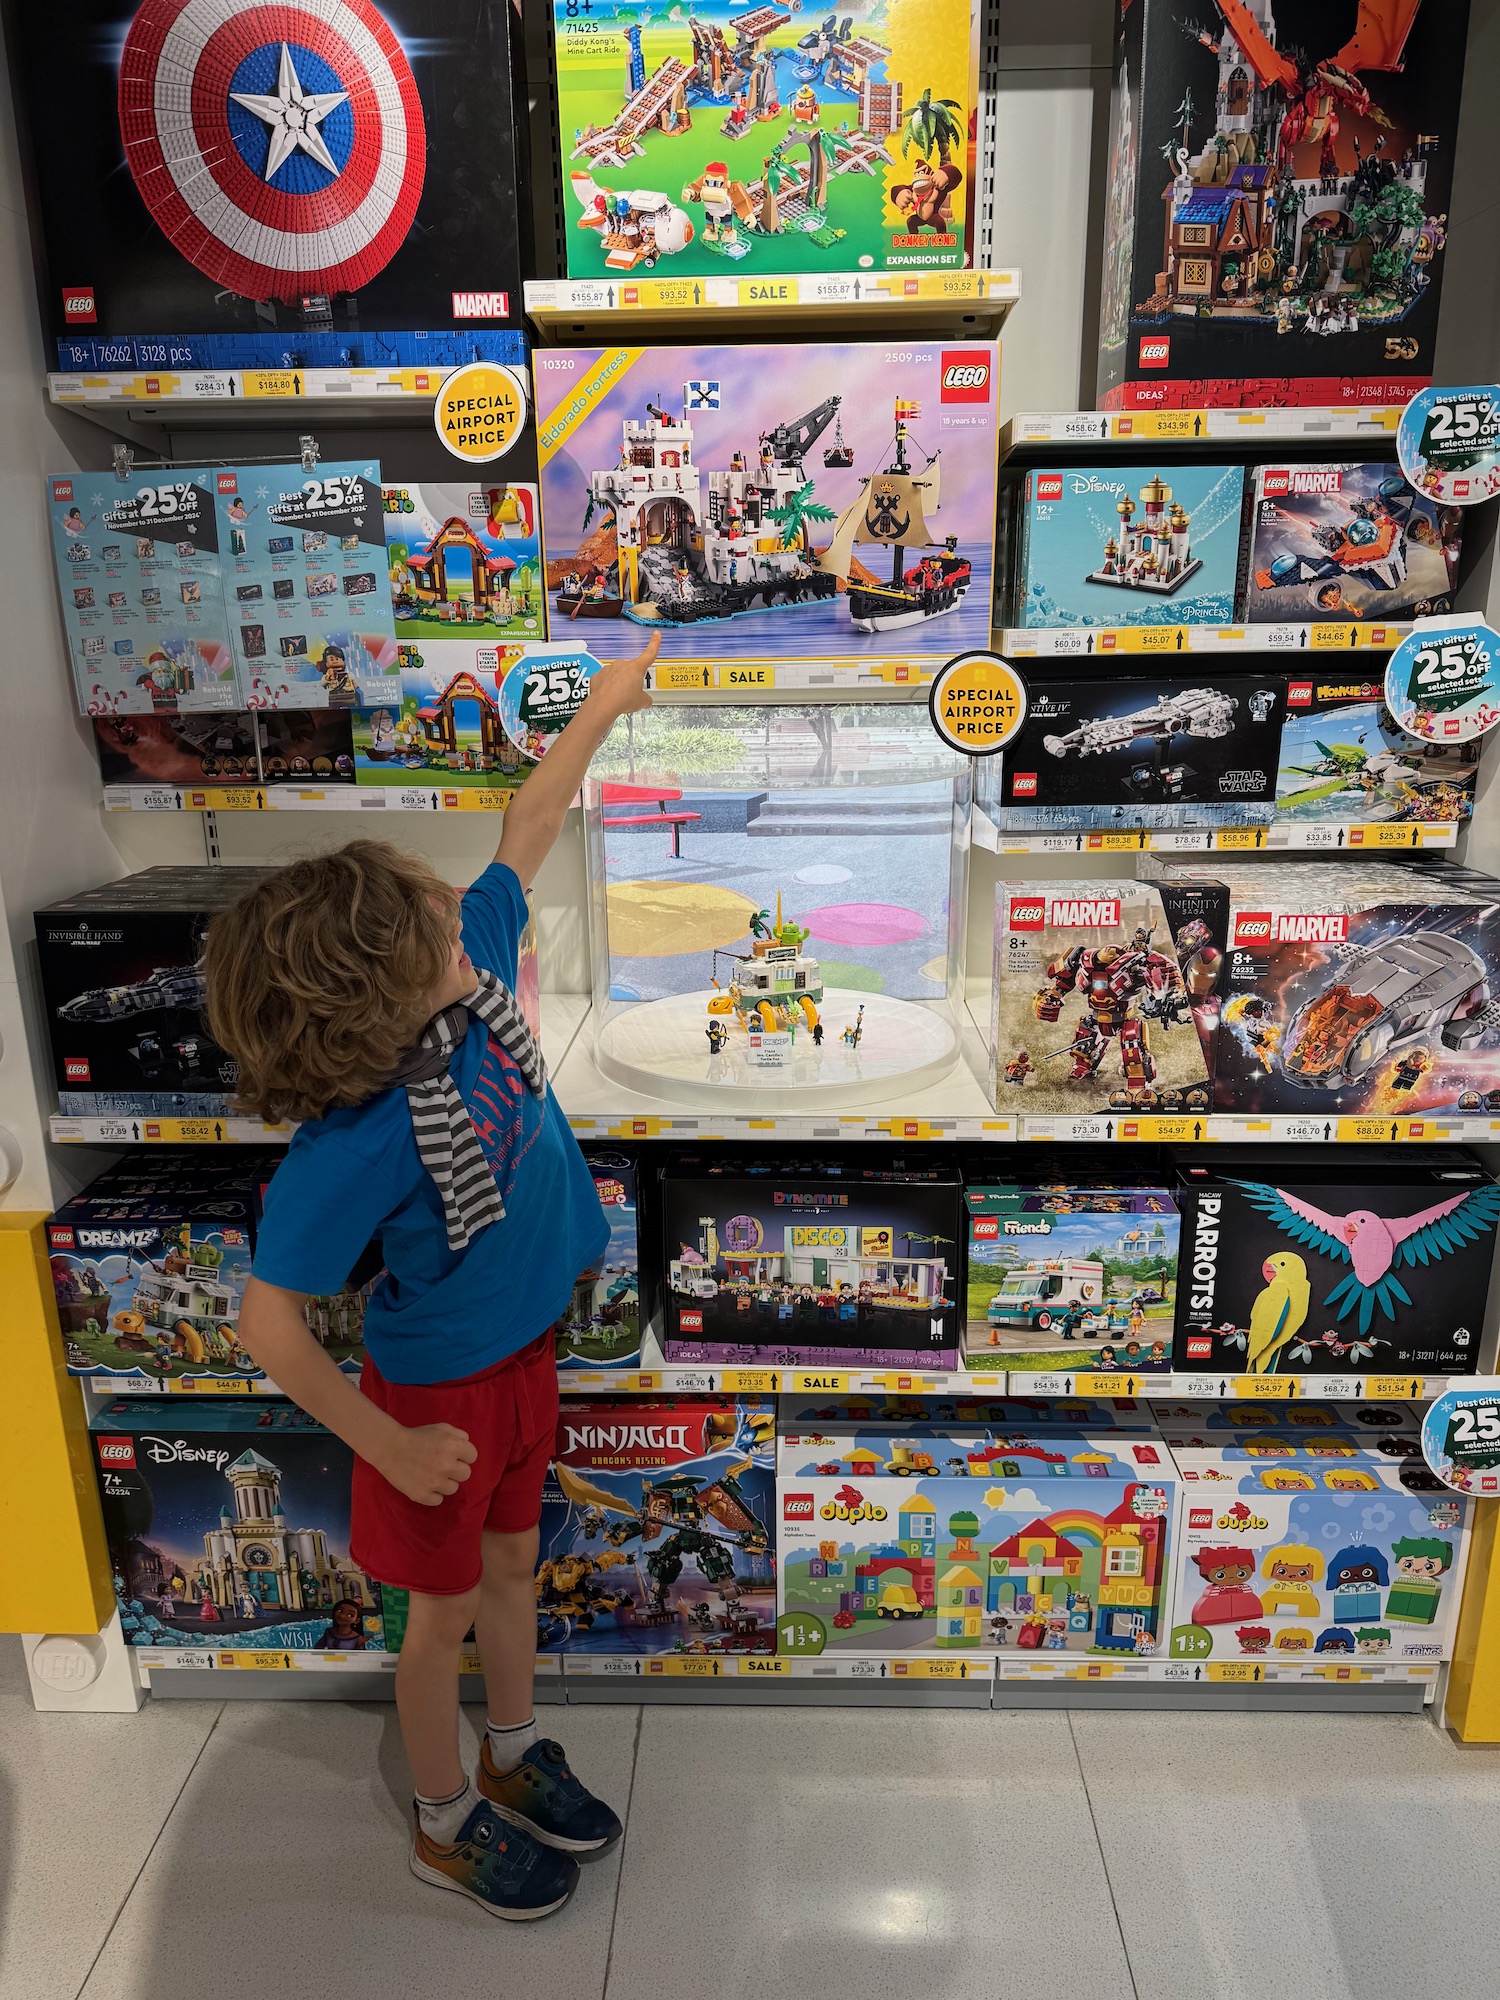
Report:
417,1777,476,1843
486,1716,540,1768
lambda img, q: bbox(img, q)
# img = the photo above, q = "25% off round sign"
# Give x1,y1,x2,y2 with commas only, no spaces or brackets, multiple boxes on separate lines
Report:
928,651,1028,755
434,362,530,463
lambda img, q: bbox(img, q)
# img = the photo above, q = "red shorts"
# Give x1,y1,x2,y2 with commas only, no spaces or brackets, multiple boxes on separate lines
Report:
350,1330,559,1596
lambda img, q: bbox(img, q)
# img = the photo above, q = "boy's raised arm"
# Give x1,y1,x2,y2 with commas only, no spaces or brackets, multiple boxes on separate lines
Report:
494,632,659,888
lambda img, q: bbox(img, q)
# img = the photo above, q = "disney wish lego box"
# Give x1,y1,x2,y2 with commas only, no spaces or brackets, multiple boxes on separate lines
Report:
1012,465,1246,627
991,878,1229,1118
93,1401,385,1654
555,0,978,281
1096,0,1470,410
1274,676,1478,825
554,1151,641,1370
1242,463,1462,624
1171,1150,1499,1378
537,1396,776,1655
4,0,531,371
965,1184,1180,1375
534,342,999,672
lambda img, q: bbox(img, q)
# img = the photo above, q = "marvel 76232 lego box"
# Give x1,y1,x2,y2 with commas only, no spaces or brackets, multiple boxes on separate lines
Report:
555,0,976,280
1096,0,1470,409
534,342,998,671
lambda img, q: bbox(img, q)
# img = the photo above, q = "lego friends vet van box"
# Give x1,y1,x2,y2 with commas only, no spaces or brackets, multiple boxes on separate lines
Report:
1012,466,1246,628
5,0,531,371
1275,676,1478,825
555,0,978,281
990,878,1229,1118
965,1186,1180,1376
93,1401,384,1653
997,673,1283,813
555,1152,641,1370
1166,1445,1471,1665
534,342,998,671
778,1472,1175,1658
537,1397,775,1655
1171,1155,1499,1378
1095,0,1469,410
1243,462,1461,624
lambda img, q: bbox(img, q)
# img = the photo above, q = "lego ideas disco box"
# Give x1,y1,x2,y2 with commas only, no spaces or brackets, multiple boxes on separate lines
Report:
556,0,978,281
534,342,998,670
4,0,531,371
1095,0,1469,410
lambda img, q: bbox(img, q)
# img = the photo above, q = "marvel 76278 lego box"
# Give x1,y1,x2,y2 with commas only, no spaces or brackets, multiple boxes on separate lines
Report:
555,0,976,280
1243,463,1462,624
1096,0,1470,409
534,342,998,671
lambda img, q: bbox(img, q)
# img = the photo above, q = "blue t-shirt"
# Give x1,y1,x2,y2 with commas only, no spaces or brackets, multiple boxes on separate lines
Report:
253,862,607,1384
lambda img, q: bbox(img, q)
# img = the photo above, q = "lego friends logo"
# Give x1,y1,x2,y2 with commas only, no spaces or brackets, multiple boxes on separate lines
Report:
452,291,511,319
820,1485,888,1525
62,288,96,324
1008,899,1046,931
784,1493,815,1521
1035,475,1064,502
1138,336,1170,369
51,480,74,504
1232,913,1273,946
940,351,992,402
1049,897,1121,929
1276,914,1348,943
97,1439,135,1469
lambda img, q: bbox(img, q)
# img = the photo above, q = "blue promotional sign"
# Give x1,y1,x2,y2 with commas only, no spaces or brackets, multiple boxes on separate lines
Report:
496,643,602,760
1421,1388,1500,1495
1384,616,1500,745
1397,386,1500,506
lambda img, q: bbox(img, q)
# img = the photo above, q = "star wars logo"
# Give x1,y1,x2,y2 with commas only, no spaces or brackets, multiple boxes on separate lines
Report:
1188,1194,1221,1315
819,1489,888,1525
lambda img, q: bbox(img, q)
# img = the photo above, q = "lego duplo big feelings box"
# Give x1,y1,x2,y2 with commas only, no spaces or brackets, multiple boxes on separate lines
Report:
555,0,977,281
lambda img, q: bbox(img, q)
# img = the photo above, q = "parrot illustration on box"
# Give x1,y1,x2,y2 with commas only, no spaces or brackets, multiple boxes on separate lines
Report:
1230,1181,1500,1336
1246,1250,1309,1374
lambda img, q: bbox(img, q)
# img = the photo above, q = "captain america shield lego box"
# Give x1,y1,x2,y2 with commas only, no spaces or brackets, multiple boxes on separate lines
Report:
2,0,530,371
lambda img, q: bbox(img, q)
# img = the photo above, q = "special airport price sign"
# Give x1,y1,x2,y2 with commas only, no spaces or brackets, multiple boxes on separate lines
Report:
1384,616,1500,744
929,650,1028,755
1421,1388,1500,1494
434,362,530,464
1397,385,1500,504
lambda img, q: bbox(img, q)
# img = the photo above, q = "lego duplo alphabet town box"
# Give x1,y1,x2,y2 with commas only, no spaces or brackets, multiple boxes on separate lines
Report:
1165,1439,1471,1664
537,1397,776,1655
93,1401,385,1654
554,0,978,281
777,1469,1176,1658
1096,0,1470,409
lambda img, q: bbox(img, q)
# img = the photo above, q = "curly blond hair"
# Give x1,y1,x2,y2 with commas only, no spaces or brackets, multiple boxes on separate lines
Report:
204,840,458,1124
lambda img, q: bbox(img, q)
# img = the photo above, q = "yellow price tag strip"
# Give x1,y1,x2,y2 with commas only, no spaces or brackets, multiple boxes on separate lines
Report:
790,1371,850,1392
1232,1376,1297,1398
888,1658,986,1680
735,1656,790,1675
1363,1375,1423,1400
720,1370,779,1393
642,1656,723,1676
1072,1373,1141,1397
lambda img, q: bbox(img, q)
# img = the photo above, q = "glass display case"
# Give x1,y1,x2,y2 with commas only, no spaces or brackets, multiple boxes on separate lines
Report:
582,702,971,1108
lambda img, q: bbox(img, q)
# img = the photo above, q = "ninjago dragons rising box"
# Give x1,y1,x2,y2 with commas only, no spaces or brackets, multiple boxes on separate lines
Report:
3,0,531,371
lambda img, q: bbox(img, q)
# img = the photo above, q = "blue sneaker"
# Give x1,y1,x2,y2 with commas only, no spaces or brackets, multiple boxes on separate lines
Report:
479,1736,624,1854
410,1796,578,1919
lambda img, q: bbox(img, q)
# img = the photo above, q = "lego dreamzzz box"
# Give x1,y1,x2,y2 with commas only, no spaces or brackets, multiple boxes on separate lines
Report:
533,341,999,673
538,1396,776,1655
92,1400,385,1653
998,673,1284,814
1095,0,1470,410
1172,1149,1499,1377
1275,674,1478,825
1243,462,1462,624
4,0,530,372
990,878,1229,1118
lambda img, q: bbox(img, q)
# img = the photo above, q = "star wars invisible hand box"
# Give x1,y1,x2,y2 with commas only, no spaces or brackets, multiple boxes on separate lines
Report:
1011,465,1246,627
554,1151,641,1370
990,878,1229,1118
555,0,978,281
3,0,532,371
36,867,268,1117
1165,1438,1470,1665
1274,675,1478,825
93,1400,385,1654
661,1154,962,1368
1172,1149,1499,1378
1243,462,1462,624
1095,0,1470,410
965,1184,1180,1376
538,1396,775,1656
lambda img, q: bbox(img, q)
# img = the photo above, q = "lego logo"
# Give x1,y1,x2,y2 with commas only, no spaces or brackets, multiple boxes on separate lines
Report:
784,1494,815,1520
1288,682,1312,706
939,350,992,403
973,1218,1000,1239
64,1058,91,1081
1138,337,1170,367
1455,479,1471,498
1262,470,1291,498
1233,914,1272,945
63,288,96,323
1036,475,1064,501
942,365,988,388
52,480,75,503
452,290,510,319
1189,1507,1214,1530
680,1309,703,1331
1186,1336,1213,1360
1011,772,1038,797
1009,899,1046,931
217,473,238,494
50,1227,76,1249
98,1439,136,1468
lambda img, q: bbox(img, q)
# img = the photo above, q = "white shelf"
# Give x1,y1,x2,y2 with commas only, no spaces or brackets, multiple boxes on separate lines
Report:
972,814,1462,857
1000,622,1408,658
999,407,1403,457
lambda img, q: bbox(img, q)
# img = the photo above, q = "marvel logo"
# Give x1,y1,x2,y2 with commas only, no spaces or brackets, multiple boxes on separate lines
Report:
1035,475,1064,501
1189,1507,1214,1530
679,1310,703,1332
452,291,510,319
1011,772,1038,797
1233,913,1273,945
1186,1335,1213,1360
784,1493,815,1520
1288,682,1313,706
972,1218,1000,1239
1262,469,1292,498
64,1058,91,1082
1008,899,1046,931
940,351,991,402
98,1439,136,1468
63,288,96,324
50,1227,75,1250
217,473,237,494
1138,336,1170,368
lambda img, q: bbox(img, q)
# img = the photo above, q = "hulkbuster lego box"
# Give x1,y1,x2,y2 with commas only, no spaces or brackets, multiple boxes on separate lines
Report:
35,867,268,1117
537,1396,776,1655
997,673,1283,814
93,1401,385,1653
1274,674,1478,825
990,878,1230,1118
1095,0,1470,411
1141,857,1500,1116
1243,461,1462,624
965,1184,1181,1376
1011,465,1247,628
777,1468,1176,1659
660,1154,962,1367
1171,1148,1499,1377
3,0,531,372
555,0,978,282
554,1151,641,1371
533,341,999,673
1164,1439,1471,1665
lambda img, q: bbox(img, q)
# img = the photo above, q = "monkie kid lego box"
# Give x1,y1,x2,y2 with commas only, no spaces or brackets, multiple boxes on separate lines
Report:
537,1396,776,1655
555,1151,642,1370
556,0,977,281
1096,0,1469,410
1275,675,1478,825
1243,462,1461,624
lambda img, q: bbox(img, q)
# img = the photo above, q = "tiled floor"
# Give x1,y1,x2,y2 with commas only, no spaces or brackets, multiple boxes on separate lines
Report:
6,1636,1500,2000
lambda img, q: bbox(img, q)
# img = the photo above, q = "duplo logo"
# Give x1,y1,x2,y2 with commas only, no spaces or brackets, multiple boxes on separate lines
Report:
1217,1507,1269,1531
819,1486,888,1525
